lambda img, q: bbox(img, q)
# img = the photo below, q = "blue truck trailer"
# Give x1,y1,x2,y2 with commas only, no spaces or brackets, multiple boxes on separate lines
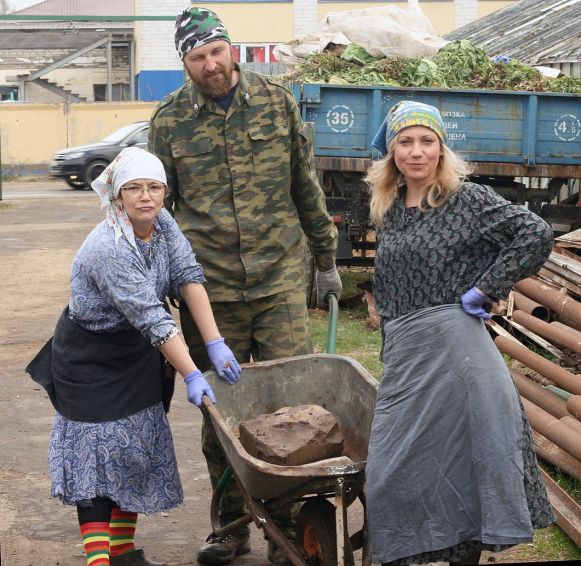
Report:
291,83,581,274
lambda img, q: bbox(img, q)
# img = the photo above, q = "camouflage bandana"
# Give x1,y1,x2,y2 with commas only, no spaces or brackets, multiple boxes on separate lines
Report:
175,7,231,60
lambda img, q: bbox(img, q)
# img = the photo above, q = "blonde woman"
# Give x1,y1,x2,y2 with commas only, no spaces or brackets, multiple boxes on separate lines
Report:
364,101,555,566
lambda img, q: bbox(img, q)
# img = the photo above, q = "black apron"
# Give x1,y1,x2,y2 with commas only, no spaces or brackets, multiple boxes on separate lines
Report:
26,307,168,422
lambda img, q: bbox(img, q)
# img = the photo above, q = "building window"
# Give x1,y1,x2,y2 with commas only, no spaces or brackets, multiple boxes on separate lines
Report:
93,83,131,102
0,86,18,101
269,45,278,62
247,46,265,62
232,44,278,63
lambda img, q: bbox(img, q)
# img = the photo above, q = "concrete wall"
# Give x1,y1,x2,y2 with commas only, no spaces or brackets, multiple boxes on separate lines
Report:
294,0,318,38
454,0,478,30
477,0,511,19
136,1,295,73
0,101,156,176
16,69,132,103
316,2,454,35
134,1,514,45
134,0,515,67
315,1,512,36
6,79,66,104
136,0,184,73
0,45,131,102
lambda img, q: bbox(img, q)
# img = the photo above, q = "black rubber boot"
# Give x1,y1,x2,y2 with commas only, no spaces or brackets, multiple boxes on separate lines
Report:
109,549,168,566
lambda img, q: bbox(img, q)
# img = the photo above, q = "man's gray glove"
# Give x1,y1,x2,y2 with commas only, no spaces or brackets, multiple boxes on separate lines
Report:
316,267,342,308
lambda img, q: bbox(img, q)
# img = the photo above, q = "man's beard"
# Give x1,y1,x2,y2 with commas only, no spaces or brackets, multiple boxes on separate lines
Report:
197,63,234,98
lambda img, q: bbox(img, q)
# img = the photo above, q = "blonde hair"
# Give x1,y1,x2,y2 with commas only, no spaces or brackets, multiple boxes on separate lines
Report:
365,138,472,227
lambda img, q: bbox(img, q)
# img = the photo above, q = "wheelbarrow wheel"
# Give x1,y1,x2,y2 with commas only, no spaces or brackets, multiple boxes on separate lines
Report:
296,498,354,566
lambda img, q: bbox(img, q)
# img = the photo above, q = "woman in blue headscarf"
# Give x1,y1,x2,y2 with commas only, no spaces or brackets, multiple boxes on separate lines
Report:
364,101,555,566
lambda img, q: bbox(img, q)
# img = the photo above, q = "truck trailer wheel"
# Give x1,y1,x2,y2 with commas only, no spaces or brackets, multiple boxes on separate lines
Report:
304,247,317,309
296,498,354,566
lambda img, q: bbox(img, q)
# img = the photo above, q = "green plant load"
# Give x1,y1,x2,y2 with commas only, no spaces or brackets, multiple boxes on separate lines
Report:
279,40,581,93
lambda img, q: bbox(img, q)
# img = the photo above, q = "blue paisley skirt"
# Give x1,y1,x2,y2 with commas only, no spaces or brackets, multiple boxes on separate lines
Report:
49,402,183,514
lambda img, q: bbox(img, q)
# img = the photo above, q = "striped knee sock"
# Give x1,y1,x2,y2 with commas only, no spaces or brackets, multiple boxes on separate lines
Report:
109,508,138,557
80,521,110,565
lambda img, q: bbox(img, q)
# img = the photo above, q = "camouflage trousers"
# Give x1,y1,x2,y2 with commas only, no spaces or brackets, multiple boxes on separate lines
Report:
179,288,311,538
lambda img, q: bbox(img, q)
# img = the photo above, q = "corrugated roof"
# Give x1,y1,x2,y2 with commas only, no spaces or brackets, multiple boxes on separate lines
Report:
2,0,134,31
0,30,131,49
12,0,134,16
445,0,581,65
0,30,105,48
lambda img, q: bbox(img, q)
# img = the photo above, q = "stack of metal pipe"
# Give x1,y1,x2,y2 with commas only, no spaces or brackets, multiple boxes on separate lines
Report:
488,246,581,545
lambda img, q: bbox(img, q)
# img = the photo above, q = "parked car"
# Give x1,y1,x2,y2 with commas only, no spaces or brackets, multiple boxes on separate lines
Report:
50,121,149,189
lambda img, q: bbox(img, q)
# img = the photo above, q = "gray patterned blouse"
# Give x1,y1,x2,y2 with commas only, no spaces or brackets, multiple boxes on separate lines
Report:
373,182,553,323
68,208,205,346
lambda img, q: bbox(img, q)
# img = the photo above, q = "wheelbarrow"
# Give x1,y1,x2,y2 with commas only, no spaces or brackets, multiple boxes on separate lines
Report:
201,295,378,565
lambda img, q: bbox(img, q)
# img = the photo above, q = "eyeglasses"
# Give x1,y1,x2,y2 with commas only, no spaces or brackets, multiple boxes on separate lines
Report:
121,183,166,197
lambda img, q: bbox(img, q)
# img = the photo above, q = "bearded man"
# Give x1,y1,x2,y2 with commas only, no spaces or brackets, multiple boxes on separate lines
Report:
148,7,341,566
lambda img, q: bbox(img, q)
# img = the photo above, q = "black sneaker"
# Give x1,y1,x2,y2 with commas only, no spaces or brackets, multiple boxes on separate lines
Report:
197,533,251,565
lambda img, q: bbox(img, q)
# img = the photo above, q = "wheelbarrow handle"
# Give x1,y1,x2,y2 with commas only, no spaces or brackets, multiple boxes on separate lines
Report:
325,293,339,354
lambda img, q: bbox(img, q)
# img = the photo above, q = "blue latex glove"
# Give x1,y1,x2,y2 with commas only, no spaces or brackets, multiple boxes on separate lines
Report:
205,338,241,384
184,370,216,407
460,287,491,320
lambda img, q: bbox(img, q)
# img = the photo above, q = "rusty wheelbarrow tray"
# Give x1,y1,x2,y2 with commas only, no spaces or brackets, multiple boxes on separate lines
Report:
201,352,378,566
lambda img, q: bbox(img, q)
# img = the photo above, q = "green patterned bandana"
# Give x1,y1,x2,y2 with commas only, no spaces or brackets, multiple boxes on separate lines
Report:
386,101,447,147
175,7,231,60
372,101,447,158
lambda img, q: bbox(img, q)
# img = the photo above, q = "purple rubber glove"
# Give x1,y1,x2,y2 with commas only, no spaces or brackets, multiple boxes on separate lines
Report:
460,287,491,320
205,338,241,384
184,370,216,407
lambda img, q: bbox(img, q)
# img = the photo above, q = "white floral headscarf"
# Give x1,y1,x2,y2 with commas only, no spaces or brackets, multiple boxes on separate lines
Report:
91,147,167,249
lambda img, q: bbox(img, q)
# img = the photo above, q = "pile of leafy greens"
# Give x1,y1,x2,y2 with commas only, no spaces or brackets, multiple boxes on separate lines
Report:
279,40,581,93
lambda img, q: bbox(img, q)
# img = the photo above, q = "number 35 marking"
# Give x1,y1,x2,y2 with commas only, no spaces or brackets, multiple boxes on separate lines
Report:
327,105,354,133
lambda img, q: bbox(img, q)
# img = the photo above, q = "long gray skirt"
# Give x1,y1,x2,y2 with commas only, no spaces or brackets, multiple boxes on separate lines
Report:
366,305,554,565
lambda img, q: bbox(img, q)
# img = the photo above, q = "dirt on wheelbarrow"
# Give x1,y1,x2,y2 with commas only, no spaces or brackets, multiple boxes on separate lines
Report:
0,180,564,566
